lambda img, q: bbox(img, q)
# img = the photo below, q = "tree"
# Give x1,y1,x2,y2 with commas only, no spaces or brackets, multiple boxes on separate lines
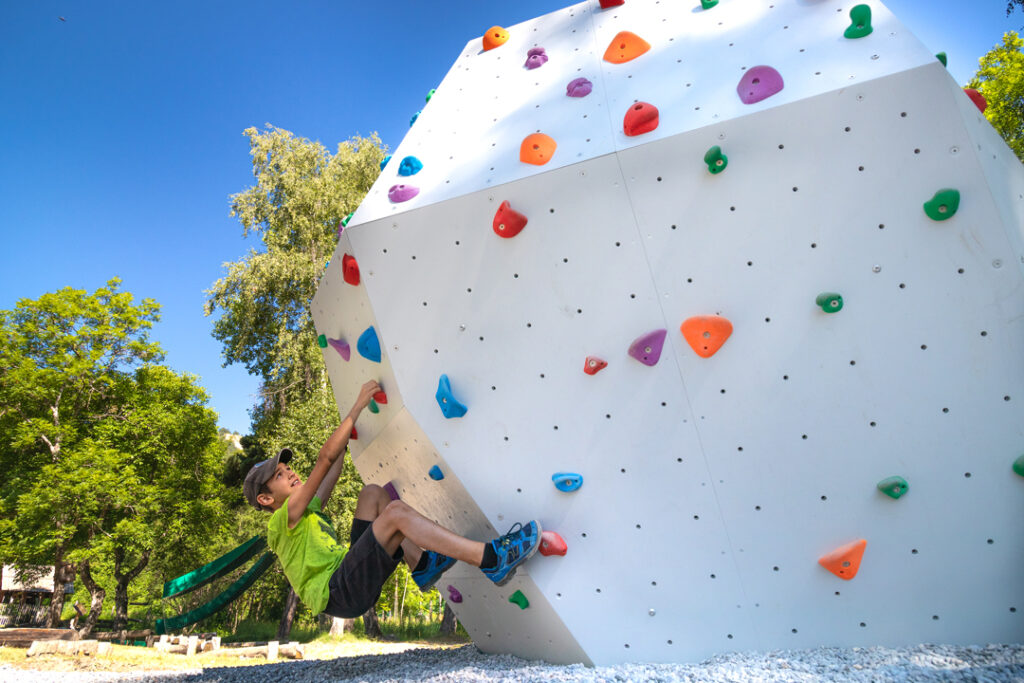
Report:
1008,1,1023,17
968,32,1024,162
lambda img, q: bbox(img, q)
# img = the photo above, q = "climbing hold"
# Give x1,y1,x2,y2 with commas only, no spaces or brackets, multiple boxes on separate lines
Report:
340,212,354,228
936,52,948,67
877,476,909,499
603,31,650,64
520,133,557,165
357,327,382,363
426,88,436,103
368,399,379,414
409,111,420,127
525,47,548,70
483,26,509,51
350,426,358,440
818,539,867,580
383,481,399,500
493,200,528,238
342,253,360,286
815,292,844,313
598,0,625,7
701,0,718,8
552,472,583,493
317,334,328,349
429,465,445,481
680,316,733,358
1014,455,1024,477
388,184,419,203
380,155,391,170
398,156,423,176
964,88,987,113
539,531,568,556
623,102,659,137
509,590,529,609
566,77,593,98
436,374,468,418
844,5,873,39
446,585,462,603
737,66,784,104
704,146,728,174
327,338,351,361
923,189,960,221
583,356,608,375
373,390,388,405
628,329,667,366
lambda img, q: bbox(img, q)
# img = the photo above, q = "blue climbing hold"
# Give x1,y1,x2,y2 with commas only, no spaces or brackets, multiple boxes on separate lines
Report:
357,327,381,363
429,465,445,481
380,155,392,171
435,374,468,418
398,156,423,176
552,472,583,493
410,111,421,126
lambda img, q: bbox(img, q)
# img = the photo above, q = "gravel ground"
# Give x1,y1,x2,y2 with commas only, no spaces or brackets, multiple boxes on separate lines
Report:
2,642,1022,682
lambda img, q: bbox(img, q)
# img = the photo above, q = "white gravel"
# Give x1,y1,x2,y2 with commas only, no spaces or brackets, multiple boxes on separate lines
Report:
2,642,1022,682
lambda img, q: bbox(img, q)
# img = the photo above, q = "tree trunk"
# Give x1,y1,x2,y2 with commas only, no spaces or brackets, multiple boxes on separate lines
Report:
440,603,457,636
318,613,351,635
276,587,299,641
45,552,72,628
75,559,105,639
362,607,381,638
112,547,150,631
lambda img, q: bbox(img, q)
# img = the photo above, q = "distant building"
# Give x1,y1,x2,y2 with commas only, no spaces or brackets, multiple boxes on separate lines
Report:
0,565,74,627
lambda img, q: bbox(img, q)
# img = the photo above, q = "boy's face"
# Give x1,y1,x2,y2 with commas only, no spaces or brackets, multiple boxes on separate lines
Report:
256,462,303,510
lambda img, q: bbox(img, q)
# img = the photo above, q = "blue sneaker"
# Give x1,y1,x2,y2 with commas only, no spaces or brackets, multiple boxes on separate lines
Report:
481,520,542,586
412,551,456,591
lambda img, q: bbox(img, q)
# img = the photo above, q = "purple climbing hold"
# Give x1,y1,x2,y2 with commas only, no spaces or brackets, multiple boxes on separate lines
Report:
327,337,350,361
388,184,420,203
737,66,784,104
525,47,548,70
383,482,400,501
566,77,593,97
628,329,668,366
446,585,463,603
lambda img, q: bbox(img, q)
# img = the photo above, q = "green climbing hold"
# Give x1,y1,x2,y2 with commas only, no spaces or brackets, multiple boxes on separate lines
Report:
704,145,728,174
317,334,328,348
509,590,529,609
936,52,947,67
368,399,379,414
1013,454,1024,477
844,4,873,39
877,476,909,499
341,212,354,228
923,188,960,221
700,0,718,8
816,292,843,313
426,89,436,103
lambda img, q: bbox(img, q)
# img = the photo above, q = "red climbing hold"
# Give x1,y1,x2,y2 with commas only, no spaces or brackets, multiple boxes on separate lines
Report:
520,133,557,165
680,316,733,358
493,201,528,238
342,254,360,286
373,390,388,405
818,539,867,580
599,0,625,7
603,31,650,64
583,356,607,375
350,426,358,440
539,531,568,556
964,88,987,113
624,102,659,136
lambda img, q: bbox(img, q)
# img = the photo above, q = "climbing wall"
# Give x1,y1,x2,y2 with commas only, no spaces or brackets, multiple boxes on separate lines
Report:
312,0,1024,665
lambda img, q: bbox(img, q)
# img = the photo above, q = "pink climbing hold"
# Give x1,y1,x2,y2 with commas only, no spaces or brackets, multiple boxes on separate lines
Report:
583,356,607,375
327,337,350,361
388,184,419,203
566,77,593,98
964,88,987,113
525,47,548,69
628,329,667,366
737,66,784,104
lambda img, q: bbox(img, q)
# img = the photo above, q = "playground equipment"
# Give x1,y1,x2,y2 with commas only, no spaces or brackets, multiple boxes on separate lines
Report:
312,0,1024,666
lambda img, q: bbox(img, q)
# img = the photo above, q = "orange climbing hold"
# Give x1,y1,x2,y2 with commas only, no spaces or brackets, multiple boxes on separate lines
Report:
964,88,987,113
342,254,360,286
483,26,509,52
680,316,733,358
493,200,528,238
603,31,650,64
818,539,867,580
520,133,557,165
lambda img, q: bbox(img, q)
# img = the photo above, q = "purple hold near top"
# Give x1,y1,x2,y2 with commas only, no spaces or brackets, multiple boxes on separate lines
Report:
628,329,668,366
566,77,593,97
388,184,420,203
737,66,784,104
525,47,548,69
446,585,463,603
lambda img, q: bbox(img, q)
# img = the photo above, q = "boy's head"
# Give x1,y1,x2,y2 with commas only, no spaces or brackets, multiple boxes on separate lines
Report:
243,448,302,512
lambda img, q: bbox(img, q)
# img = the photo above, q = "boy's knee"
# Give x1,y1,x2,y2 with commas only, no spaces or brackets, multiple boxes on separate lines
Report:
381,499,410,522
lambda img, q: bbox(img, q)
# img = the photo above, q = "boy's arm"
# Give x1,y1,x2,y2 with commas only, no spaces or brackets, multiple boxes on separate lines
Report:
315,442,348,508
287,380,379,528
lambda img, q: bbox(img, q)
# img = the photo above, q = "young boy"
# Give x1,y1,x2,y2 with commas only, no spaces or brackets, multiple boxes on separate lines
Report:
243,379,541,619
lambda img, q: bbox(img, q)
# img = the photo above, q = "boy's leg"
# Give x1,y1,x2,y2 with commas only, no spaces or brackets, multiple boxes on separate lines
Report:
353,485,424,570
371,500,486,567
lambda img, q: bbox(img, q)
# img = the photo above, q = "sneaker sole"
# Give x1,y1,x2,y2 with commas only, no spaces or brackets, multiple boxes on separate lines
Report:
491,521,543,587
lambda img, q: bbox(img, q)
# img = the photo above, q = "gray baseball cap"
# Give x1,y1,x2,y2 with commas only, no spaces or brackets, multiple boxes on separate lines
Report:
243,448,293,511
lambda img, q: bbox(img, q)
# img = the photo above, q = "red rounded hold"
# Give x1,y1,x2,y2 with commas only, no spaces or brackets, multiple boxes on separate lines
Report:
493,200,528,238
599,0,625,7
964,88,987,113
350,426,358,440
539,530,567,556
583,356,608,375
624,102,659,136
342,253,360,286
373,390,388,405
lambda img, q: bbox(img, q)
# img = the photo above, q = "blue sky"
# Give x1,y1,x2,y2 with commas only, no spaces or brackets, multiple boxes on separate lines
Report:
0,1,1018,435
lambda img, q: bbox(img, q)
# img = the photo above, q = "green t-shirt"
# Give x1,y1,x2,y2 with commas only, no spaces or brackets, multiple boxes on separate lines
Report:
267,495,347,615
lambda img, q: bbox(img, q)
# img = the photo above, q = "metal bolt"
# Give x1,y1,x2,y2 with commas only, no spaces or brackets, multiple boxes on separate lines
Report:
872,265,882,273
993,259,1003,269
649,609,656,616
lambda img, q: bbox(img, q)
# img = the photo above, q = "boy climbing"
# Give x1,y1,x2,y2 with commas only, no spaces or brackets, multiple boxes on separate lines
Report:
243,379,541,619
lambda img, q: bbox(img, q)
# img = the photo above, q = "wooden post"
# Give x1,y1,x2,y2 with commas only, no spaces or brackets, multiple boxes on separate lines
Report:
267,640,279,661
186,635,198,657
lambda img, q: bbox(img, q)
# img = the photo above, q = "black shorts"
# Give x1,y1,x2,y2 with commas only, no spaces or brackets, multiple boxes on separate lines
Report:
322,518,403,618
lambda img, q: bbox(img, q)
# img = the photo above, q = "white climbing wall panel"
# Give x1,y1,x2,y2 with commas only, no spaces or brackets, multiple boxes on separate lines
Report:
313,0,1024,665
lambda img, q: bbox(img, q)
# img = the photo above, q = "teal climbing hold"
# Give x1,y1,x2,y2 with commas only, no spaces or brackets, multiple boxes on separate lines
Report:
357,327,381,363
816,292,844,313
552,472,583,493
1013,454,1024,477
410,111,421,126
936,52,948,67
380,155,392,170
436,374,468,418
429,465,445,481
341,212,354,228
317,334,328,349
844,5,873,39
704,146,728,174
877,476,909,499
509,590,529,609
398,156,423,176
700,0,718,8
368,399,380,414
923,189,960,221
426,88,436,103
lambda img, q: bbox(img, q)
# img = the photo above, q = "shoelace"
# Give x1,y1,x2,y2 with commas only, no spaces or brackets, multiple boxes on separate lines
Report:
496,522,525,547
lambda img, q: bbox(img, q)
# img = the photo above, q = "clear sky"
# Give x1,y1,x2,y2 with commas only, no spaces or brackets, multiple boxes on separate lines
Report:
1,1,1018,435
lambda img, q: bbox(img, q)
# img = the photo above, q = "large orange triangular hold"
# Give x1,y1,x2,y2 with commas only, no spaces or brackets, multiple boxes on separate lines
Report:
818,539,866,580
603,31,650,64
680,316,733,358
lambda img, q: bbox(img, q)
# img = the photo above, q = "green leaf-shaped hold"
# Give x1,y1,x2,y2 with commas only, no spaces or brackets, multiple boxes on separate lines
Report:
426,88,436,103
877,476,909,499
923,188,960,221
1013,454,1024,477
509,590,529,609
341,212,354,228
844,5,873,39
936,52,947,67
704,146,728,174
317,334,328,348
368,399,380,414
816,292,843,313
700,0,718,9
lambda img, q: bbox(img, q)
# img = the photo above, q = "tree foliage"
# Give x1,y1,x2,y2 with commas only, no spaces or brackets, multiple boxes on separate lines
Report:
968,31,1024,162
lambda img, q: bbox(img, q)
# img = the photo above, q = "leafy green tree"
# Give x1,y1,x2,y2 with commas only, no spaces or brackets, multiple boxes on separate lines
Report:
968,31,1024,162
